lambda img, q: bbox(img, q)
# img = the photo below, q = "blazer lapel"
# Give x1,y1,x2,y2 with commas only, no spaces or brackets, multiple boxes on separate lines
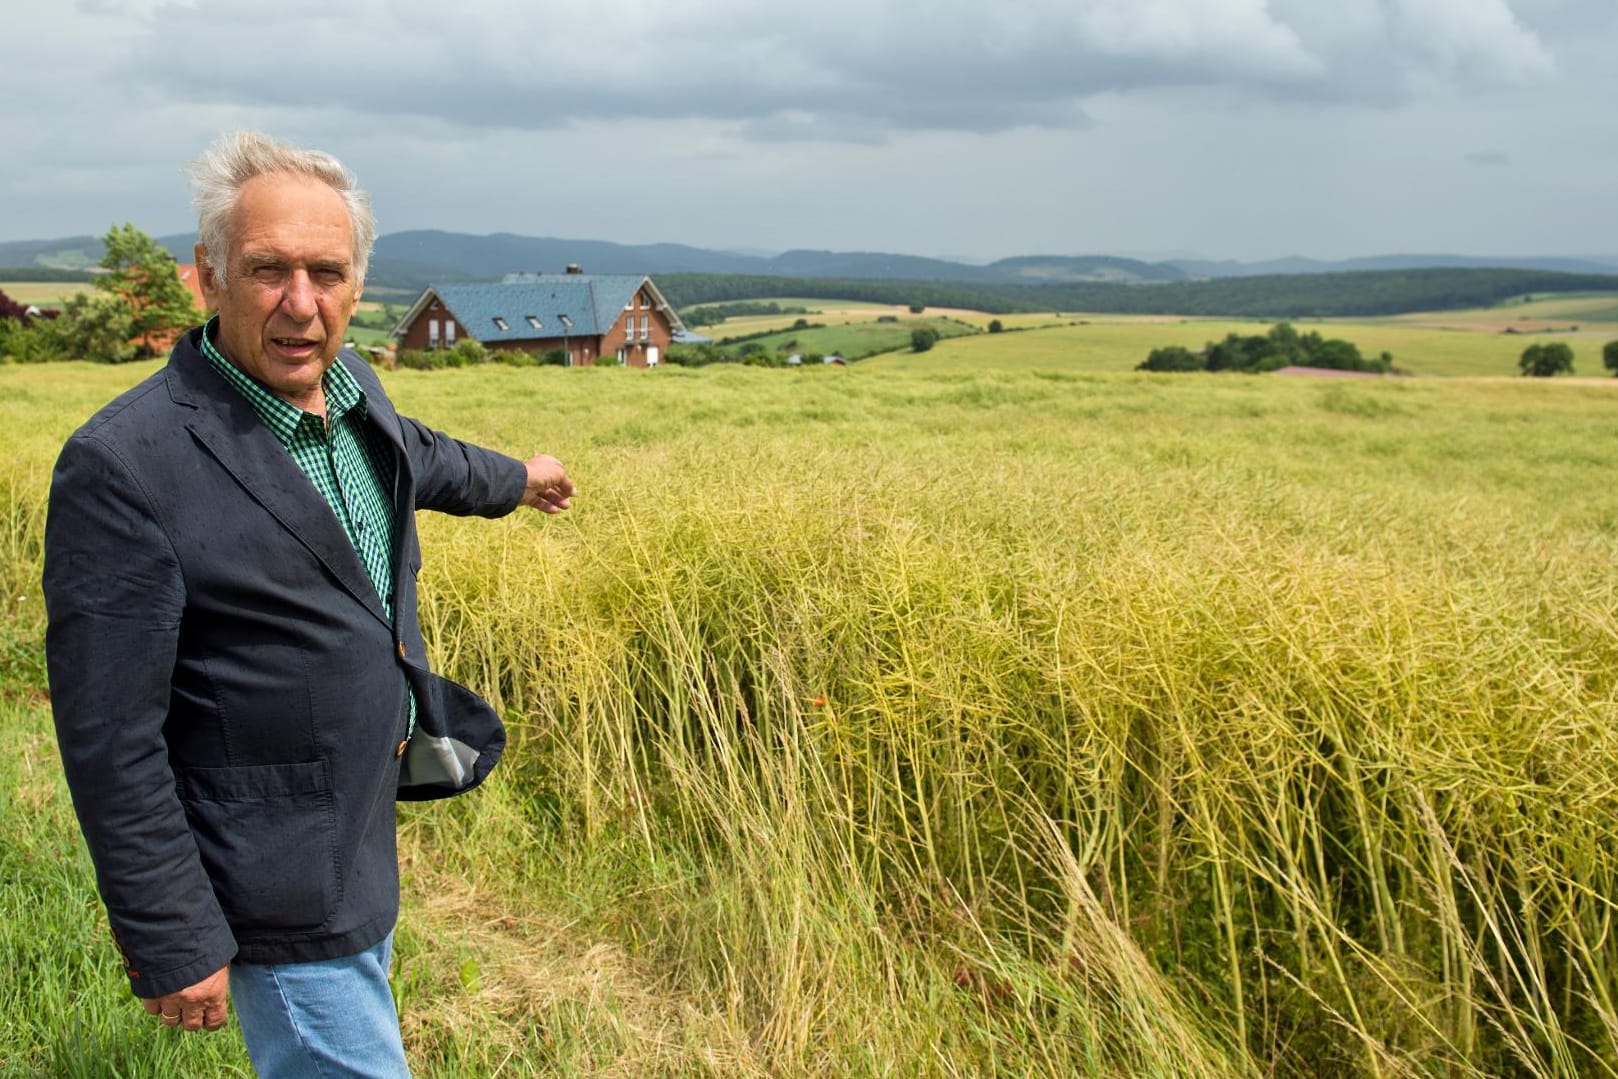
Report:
167,333,392,629
342,355,419,623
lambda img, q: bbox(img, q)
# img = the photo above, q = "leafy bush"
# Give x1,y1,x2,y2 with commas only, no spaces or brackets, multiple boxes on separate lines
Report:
911,328,940,353
51,293,138,364
1137,345,1202,372
397,339,545,370
0,319,70,364
1144,322,1391,375
1519,341,1574,377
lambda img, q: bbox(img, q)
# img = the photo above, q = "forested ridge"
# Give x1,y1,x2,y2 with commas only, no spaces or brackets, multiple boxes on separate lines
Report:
659,267,1618,318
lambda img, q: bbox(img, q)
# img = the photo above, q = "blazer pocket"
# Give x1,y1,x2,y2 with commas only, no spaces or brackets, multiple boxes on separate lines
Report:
176,759,341,933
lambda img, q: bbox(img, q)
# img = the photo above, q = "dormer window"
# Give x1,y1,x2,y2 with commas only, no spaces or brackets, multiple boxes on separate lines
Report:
492,317,509,331
526,315,542,330
558,314,573,330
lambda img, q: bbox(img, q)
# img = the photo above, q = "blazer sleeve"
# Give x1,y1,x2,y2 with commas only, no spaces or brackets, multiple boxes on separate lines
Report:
397,415,528,518
42,434,237,998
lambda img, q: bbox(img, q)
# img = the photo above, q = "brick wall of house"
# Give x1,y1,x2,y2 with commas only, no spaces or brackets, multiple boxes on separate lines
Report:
397,297,467,352
600,287,674,367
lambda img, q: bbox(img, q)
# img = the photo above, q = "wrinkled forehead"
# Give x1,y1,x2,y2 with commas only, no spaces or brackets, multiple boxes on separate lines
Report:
226,172,355,264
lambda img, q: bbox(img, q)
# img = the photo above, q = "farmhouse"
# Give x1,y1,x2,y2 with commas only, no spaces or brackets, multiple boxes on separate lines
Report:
391,267,695,367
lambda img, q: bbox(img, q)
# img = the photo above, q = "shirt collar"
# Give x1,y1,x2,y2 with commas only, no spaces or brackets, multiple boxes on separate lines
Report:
200,316,367,444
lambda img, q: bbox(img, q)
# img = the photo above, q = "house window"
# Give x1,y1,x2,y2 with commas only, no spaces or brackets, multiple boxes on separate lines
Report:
428,319,439,348
558,314,573,330
526,315,542,330
639,314,649,335
445,321,455,345
492,317,509,332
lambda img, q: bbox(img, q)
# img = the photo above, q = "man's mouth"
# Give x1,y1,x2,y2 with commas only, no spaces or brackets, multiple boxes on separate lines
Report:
272,337,319,352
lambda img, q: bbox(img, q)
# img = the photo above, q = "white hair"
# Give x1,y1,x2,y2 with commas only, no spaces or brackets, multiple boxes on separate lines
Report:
188,130,376,289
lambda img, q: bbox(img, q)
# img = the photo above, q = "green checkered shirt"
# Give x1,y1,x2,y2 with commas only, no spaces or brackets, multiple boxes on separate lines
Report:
200,319,414,734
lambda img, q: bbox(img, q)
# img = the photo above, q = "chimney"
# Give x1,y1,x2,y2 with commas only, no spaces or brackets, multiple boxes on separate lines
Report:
565,263,583,275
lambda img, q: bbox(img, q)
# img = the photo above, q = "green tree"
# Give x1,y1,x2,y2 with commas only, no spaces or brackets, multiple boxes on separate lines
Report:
910,328,940,353
95,223,202,359
1603,340,1618,376
908,303,925,314
1266,321,1305,365
1205,333,1262,371
988,319,1004,333
1136,345,1203,372
1518,341,1574,377
1308,338,1366,371
50,293,139,364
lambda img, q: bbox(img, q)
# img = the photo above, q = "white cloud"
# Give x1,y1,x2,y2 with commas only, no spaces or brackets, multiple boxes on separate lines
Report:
1388,0,1556,83
115,0,1546,140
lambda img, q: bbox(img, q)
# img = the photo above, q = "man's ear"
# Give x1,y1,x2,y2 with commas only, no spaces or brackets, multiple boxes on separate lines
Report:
193,244,220,309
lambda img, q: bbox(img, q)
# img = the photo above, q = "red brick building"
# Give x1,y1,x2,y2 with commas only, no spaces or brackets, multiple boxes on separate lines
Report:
391,268,694,367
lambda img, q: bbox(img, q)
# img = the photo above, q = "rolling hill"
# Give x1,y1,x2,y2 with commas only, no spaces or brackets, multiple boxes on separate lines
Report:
4,230,1613,296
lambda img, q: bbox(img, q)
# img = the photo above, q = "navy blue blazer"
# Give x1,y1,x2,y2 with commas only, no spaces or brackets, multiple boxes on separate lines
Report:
43,327,527,998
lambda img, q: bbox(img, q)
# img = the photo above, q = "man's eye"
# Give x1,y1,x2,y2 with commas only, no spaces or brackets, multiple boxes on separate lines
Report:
251,266,285,283
313,269,346,285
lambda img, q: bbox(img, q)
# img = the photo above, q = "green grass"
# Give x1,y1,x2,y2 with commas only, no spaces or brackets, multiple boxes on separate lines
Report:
866,318,1267,373
1389,290,1618,326
6,360,1618,1075
0,699,255,1077
864,316,1617,377
715,314,979,360
690,300,1065,339
0,281,91,307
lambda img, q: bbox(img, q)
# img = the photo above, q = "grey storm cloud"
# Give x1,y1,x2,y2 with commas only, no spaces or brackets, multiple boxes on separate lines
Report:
121,0,1556,140
5,0,1610,261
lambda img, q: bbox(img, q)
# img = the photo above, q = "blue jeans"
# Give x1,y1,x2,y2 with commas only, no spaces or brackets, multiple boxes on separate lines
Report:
231,932,412,1078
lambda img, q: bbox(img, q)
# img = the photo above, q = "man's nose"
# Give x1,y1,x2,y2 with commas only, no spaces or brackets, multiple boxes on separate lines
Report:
280,270,318,320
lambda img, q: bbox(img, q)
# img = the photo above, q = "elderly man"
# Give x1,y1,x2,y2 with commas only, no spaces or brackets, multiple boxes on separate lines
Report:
42,131,574,1077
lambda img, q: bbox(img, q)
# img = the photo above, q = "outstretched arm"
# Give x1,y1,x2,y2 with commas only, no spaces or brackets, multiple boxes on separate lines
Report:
517,454,575,514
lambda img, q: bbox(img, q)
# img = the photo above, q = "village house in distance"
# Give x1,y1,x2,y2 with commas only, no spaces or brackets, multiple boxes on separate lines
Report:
391,266,697,367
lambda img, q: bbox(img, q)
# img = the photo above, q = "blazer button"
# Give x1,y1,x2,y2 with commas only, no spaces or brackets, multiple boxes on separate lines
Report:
396,640,406,660
395,739,409,759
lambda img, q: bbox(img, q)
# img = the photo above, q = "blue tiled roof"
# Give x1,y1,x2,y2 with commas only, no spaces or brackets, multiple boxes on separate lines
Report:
431,275,647,344
501,273,648,335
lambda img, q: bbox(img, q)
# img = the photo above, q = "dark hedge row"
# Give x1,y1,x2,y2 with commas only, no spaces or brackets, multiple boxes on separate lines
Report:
659,267,1618,319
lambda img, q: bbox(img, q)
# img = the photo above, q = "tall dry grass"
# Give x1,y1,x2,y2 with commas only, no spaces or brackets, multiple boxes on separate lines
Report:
394,366,1618,1076
4,361,1618,1075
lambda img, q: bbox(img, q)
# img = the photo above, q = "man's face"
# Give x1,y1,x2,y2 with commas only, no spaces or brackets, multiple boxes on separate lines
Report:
195,172,362,411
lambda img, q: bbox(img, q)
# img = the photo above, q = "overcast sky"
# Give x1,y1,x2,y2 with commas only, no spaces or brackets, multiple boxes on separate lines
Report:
5,0,1615,262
